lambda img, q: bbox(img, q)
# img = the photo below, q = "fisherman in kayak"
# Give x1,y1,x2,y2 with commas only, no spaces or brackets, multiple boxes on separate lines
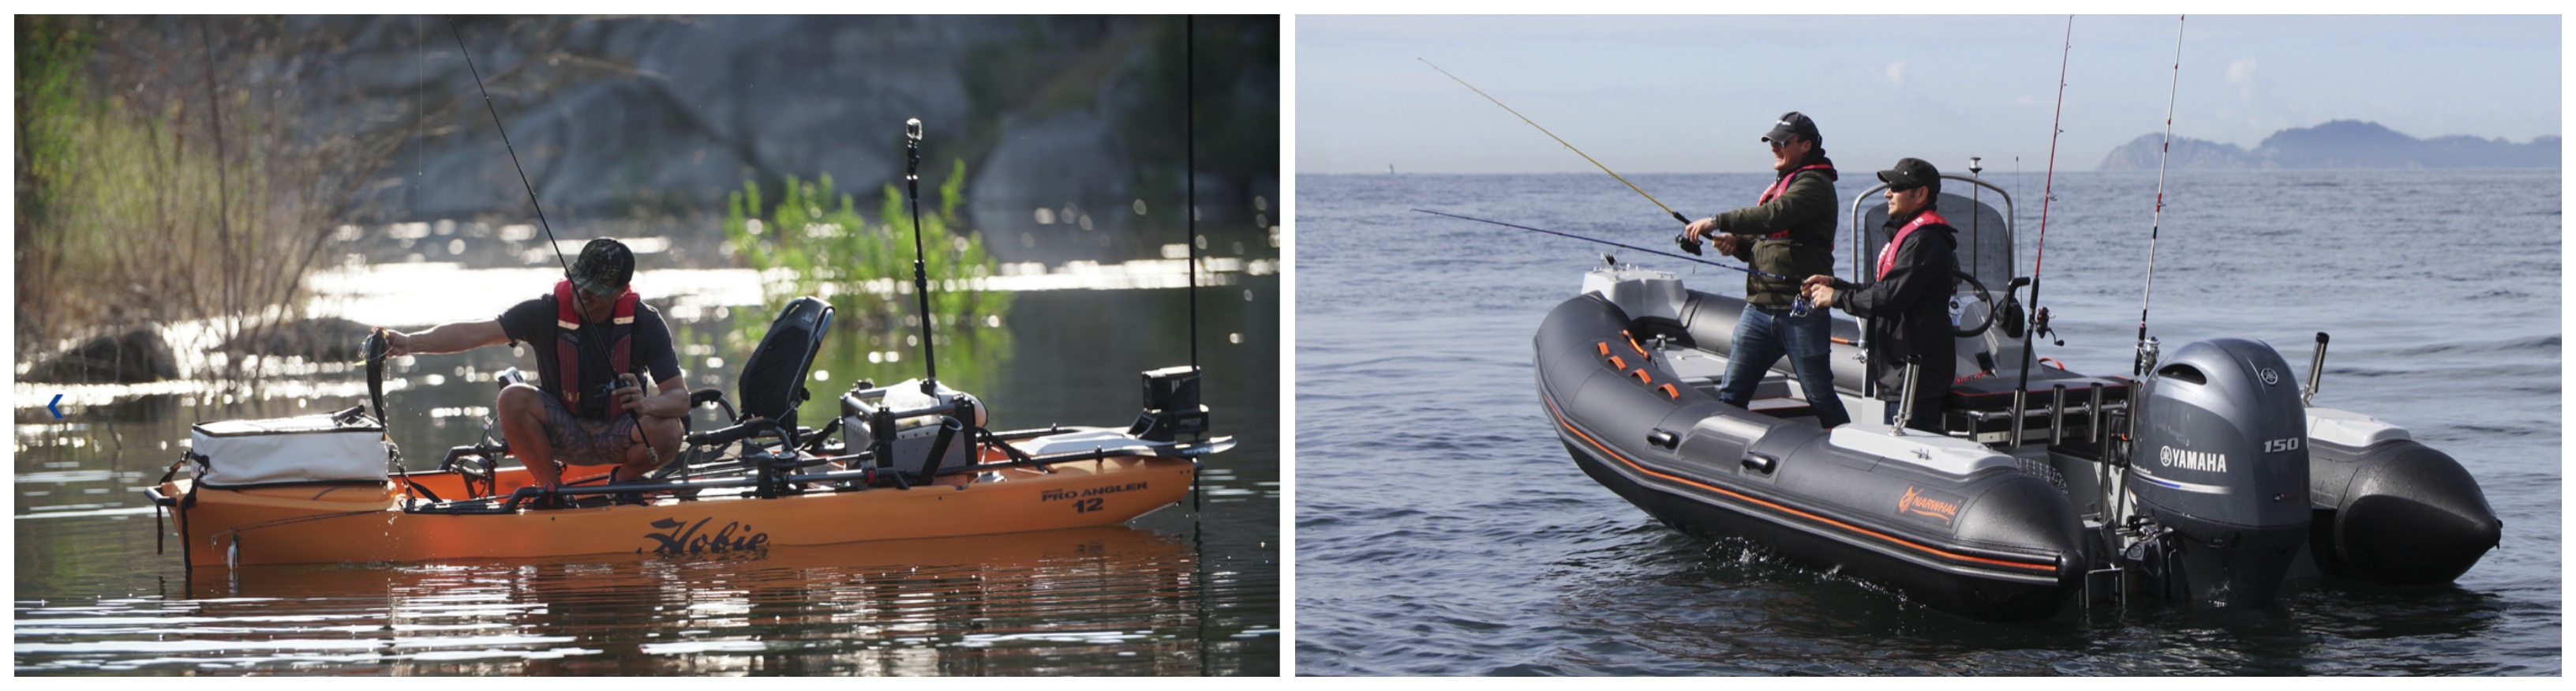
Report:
1801,158,1960,433
1680,111,1850,428
380,238,688,491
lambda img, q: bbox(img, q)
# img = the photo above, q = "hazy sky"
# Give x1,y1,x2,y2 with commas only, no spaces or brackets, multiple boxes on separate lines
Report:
1296,15,2562,174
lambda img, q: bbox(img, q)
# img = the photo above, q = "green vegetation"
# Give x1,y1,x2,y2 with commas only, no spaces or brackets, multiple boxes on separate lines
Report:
721,162,1015,421
15,16,348,379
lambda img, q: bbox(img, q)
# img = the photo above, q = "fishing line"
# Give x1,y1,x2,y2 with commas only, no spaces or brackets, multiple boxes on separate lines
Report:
1412,208,1792,281
2133,15,2185,377
2012,16,2075,444
1420,58,1690,226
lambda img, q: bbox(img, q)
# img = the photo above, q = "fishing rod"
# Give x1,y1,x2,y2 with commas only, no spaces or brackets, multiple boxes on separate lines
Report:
450,19,571,276
453,20,665,481
2133,16,2185,377
2011,16,2075,449
1419,58,1690,227
1411,209,1793,281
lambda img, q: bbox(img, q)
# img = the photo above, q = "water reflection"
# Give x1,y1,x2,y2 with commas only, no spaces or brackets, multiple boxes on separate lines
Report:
18,527,1230,675
16,222,1279,675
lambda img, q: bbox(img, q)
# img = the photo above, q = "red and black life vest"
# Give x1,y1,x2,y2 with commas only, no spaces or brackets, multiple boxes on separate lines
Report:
1876,209,1951,280
1757,163,1837,242
546,279,638,419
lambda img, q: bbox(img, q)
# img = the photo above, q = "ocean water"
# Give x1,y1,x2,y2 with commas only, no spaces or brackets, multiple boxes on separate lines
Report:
1294,169,2559,675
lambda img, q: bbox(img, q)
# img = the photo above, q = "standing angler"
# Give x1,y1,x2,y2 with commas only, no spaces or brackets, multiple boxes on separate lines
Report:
1802,158,1960,433
1681,111,1849,428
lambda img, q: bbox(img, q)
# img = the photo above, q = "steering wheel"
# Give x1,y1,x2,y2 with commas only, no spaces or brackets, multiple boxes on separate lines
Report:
1953,271,1999,338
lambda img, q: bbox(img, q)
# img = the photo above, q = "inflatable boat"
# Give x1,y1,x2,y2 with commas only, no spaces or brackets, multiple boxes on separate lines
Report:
1518,173,2501,621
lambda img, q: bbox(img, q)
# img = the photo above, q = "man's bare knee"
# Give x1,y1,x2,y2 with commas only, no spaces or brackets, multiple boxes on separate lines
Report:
496,385,546,423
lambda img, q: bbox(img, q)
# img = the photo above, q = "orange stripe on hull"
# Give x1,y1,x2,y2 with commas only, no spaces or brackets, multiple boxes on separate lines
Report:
165,456,1195,567
1541,392,2056,575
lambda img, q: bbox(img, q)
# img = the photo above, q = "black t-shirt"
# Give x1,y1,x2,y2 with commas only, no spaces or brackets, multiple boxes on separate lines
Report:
497,294,683,415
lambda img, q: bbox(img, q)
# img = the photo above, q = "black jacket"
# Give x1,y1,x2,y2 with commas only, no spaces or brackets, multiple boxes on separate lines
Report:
1831,206,1960,400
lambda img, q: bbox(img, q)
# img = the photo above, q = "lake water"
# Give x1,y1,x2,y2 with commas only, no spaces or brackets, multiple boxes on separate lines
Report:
1294,169,2559,675
13,225,1281,675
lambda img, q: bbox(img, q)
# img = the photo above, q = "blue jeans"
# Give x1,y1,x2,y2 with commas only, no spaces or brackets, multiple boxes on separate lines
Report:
1715,304,1851,428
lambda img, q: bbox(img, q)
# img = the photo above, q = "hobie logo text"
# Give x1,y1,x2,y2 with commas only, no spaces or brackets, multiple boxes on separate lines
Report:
643,516,771,555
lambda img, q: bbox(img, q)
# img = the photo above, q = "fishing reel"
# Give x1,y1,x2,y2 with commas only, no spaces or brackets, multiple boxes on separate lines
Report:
2032,307,2061,347
1674,231,1703,256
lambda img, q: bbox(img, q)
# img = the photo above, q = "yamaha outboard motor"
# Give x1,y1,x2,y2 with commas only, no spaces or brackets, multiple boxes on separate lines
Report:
2127,338,2311,608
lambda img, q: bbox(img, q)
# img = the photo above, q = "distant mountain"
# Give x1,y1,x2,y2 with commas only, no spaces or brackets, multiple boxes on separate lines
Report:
2098,120,2559,170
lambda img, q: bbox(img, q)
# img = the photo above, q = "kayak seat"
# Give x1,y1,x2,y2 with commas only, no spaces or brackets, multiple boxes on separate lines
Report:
730,296,836,430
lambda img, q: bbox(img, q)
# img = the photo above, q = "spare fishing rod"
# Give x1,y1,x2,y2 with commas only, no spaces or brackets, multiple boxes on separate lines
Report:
2133,15,2185,377
2011,16,2075,449
1411,209,1794,281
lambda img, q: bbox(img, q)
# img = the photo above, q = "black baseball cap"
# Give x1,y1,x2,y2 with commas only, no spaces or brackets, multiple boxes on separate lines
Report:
1878,157,1941,195
568,238,635,296
1761,111,1822,145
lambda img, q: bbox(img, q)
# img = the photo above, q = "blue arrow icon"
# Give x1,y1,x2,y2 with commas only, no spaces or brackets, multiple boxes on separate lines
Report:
49,394,64,419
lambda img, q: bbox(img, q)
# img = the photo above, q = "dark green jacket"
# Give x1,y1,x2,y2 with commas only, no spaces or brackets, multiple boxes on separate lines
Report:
1713,152,1840,306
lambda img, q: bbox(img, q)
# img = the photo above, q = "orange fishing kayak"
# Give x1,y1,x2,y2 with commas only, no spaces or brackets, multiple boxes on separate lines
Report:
151,434,1196,568
151,299,1232,569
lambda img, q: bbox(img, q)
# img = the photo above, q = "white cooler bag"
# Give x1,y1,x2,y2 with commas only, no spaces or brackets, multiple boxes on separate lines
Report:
189,414,391,487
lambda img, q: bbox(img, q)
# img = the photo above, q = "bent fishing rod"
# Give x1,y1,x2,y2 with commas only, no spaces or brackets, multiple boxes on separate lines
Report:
1421,59,1695,230
1410,209,1792,281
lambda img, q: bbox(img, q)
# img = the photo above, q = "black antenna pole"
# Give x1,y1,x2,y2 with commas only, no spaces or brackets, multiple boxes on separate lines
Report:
450,18,570,277
1186,15,1200,373
905,118,937,394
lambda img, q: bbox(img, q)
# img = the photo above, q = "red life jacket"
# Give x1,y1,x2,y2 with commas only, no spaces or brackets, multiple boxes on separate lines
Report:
547,280,638,419
1757,163,1837,241
1876,209,1951,280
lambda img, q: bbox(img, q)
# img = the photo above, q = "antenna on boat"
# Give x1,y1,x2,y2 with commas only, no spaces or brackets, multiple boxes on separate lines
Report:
903,118,938,395
1968,156,1983,284
2133,15,2186,377
2010,16,2076,449
449,19,571,279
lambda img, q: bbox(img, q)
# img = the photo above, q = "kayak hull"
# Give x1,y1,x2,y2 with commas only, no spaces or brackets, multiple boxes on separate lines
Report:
160,454,1194,568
